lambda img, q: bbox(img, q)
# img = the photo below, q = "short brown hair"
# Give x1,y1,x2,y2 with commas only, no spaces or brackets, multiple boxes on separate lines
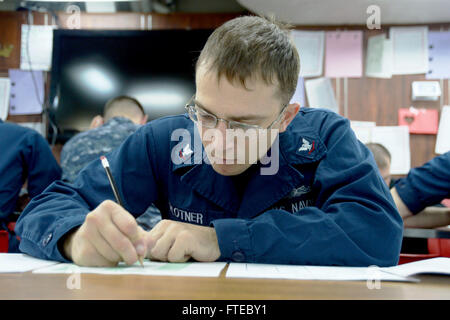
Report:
196,16,300,105
366,143,391,170
103,96,145,121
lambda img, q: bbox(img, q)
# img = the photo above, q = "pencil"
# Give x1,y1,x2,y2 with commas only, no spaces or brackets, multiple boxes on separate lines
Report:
100,156,144,267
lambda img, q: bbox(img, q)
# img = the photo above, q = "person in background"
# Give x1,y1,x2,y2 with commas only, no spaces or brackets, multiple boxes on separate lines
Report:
0,119,61,252
366,143,450,229
365,143,392,187
60,95,160,231
391,151,450,229
60,96,148,183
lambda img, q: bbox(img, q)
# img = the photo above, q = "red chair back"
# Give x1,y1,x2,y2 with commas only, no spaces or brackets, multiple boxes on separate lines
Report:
398,238,450,264
0,230,8,253
428,238,450,257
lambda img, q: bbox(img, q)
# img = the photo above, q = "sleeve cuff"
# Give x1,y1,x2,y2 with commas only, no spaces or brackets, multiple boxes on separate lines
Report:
211,218,254,263
395,179,425,214
22,216,86,263
52,216,87,262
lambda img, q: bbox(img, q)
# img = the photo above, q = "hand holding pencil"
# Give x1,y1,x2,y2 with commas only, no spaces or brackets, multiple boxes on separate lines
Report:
62,157,147,268
101,156,145,267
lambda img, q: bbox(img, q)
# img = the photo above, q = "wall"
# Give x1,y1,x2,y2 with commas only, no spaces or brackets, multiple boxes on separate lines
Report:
298,25,449,172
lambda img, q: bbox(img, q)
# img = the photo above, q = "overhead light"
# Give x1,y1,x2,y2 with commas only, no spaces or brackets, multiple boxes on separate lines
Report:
128,79,191,110
70,64,117,96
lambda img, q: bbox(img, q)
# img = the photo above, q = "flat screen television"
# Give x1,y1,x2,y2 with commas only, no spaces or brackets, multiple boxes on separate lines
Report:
49,29,213,142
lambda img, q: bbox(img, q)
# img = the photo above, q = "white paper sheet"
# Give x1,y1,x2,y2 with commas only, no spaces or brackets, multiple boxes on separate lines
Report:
382,258,450,277
371,126,410,174
325,31,363,78
291,30,324,78
350,121,376,144
226,263,407,281
8,69,44,115
426,31,450,79
435,106,450,154
0,253,60,273
350,121,376,129
20,24,55,71
365,34,393,78
290,76,305,107
304,77,338,113
390,26,429,75
0,78,10,121
33,260,227,277
226,258,450,282
352,127,372,144
351,125,410,175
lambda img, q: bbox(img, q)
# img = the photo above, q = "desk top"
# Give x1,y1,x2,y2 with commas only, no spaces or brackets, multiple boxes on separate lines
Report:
1,266,449,300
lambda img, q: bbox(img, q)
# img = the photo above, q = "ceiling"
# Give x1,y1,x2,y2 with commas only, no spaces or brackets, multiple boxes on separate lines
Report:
0,0,246,13
2,0,449,24
237,0,450,25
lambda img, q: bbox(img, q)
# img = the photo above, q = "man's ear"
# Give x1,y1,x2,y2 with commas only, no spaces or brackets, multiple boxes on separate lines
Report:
140,115,148,125
89,115,104,129
279,103,300,133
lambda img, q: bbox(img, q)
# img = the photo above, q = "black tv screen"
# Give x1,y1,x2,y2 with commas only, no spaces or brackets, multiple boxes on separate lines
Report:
49,29,213,138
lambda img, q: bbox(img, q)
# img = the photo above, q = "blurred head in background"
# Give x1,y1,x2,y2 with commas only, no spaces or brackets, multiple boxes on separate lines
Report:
90,96,148,129
366,143,391,186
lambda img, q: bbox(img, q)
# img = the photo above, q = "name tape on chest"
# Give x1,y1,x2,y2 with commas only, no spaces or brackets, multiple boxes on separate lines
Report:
169,203,204,225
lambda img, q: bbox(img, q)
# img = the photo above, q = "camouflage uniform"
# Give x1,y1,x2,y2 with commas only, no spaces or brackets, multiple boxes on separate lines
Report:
61,117,140,183
61,116,161,229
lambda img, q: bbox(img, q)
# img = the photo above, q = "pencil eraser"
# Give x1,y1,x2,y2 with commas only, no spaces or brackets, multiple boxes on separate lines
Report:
100,156,109,168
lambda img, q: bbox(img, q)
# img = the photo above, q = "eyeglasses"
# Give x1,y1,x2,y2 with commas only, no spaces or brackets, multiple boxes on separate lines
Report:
185,95,288,131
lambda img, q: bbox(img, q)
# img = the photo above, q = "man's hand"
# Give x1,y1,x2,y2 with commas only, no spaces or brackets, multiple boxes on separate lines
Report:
63,200,147,267
146,220,221,263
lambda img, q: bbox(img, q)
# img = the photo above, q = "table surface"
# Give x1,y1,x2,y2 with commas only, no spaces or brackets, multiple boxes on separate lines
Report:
1,265,449,300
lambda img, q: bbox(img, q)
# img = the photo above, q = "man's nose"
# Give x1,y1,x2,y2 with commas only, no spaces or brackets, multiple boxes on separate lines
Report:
216,119,228,133
212,120,234,150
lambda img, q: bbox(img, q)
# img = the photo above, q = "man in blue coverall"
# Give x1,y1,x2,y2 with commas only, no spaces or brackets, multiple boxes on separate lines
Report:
0,119,61,252
15,16,402,267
